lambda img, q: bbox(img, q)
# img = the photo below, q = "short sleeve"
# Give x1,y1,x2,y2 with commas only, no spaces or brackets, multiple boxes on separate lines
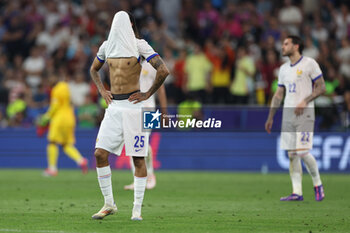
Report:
309,58,323,82
96,41,107,63
137,39,159,62
277,67,284,87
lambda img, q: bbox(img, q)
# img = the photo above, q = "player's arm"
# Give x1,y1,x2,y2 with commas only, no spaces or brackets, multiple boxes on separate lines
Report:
46,98,59,118
157,84,168,115
295,76,326,116
303,76,326,103
89,58,113,105
265,86,285,133
129,56,170,104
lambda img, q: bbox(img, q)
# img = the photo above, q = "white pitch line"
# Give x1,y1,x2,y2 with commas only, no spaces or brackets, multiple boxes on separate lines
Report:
0,230,21,232
0,230,66,233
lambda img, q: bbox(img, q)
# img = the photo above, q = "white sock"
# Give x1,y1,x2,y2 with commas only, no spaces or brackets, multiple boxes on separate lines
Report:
133,176,147,217
289,152,303,195
96,166,114,206
146,145,154,176
301,152,322,186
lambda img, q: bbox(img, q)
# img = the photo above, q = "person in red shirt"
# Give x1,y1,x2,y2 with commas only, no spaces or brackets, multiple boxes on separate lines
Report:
173,49,187,103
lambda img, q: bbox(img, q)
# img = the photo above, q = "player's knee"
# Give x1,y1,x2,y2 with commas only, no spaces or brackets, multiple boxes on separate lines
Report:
94,149,108,163
62,144,71,151
288,151,298,158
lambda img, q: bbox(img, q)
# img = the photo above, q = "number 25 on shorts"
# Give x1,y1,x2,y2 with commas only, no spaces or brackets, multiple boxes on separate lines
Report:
134,136,145,148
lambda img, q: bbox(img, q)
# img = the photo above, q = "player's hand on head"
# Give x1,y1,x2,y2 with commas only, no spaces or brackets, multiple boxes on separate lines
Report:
128,91,149,104
101,90,113,105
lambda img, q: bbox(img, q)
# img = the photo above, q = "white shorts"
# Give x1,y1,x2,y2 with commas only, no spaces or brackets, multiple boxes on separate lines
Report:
280,120,314,150
96,99,149,157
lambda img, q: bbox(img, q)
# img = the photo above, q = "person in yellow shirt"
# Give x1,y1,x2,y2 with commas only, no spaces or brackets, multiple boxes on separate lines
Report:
40,77,88,176
230,46,256,104
184,43,212,103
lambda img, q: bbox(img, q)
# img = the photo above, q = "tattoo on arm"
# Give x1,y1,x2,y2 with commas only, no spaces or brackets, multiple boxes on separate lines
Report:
90,59,105,93
304,77,326,103
147,56,170,97
149,55,163,70
268,87,284,120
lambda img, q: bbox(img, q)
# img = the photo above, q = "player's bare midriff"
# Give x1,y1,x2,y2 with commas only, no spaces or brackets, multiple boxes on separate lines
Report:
107,57,141,94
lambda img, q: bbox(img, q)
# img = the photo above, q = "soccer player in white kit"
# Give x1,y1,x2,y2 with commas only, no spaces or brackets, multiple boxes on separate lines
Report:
265,35,326,201
89,11,169,220
124,60,167,190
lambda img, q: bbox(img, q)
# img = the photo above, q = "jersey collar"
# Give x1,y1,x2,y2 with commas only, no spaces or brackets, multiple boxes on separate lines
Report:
290,56,303,67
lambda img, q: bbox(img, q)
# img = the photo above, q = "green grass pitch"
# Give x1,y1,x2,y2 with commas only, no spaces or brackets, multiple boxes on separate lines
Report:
0,169,349,233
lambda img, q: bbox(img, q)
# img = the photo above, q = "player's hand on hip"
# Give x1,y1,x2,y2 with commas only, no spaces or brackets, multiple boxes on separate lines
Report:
265,118,273,134
128,91,149,104
101,90,113,105
295,100,307,116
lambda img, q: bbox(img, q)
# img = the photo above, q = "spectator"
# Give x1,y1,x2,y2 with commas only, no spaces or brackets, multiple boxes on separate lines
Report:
205,39,234,104
23,46,45,90
78,94,99,129
333,4,350,40
259,49,280,104
172,49,187,104
36,24,62,55
184,43,212,103
311,19,329,43
303,36,319,59
177,92,203,129
156,0,181,36
2,14,26,61
179,0,199,41
3,69,27,104
337,38,350,80
69,72,90,107
216,2,243,39
230,46,256,104
263,17,282,42
257,0,273,16
278,0,303,35
6,93,27,127
197,0,220,40
31,83,49,109
162,47,176,104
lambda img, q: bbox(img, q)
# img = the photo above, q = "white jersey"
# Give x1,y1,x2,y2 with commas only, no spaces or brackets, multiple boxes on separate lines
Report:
96,39,158,63
278,56,322,150
278,56,322,109
140,61,157,108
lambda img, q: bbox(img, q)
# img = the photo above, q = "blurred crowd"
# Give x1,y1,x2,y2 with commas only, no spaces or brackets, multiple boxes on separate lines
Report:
0,0,349,129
